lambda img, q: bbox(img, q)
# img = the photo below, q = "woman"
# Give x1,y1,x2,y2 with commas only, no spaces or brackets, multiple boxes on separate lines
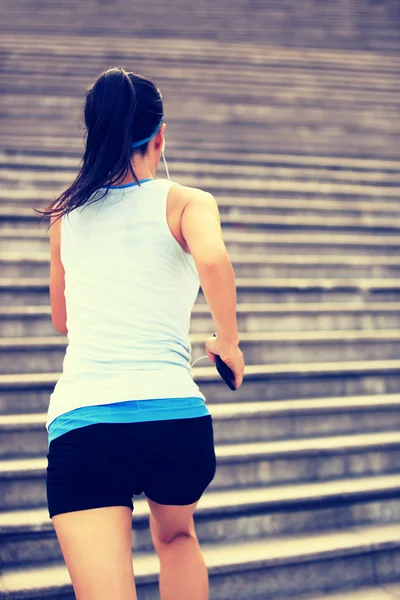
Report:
37,66,245,600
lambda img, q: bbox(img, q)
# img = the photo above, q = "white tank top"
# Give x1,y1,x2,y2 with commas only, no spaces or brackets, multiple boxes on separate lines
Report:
46,178,206,430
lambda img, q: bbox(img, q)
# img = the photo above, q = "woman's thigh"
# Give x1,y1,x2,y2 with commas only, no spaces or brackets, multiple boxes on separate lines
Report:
46,425,139,599
51,505,137,600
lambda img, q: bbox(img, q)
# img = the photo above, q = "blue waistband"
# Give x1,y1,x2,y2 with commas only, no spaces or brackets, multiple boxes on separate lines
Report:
48,397,209,448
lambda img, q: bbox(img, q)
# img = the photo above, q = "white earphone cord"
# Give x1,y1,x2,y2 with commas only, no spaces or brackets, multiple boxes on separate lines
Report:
191,355,209,368
162,150,171,180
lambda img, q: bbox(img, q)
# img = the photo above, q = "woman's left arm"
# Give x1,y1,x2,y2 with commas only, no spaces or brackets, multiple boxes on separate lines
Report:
49,215,67,335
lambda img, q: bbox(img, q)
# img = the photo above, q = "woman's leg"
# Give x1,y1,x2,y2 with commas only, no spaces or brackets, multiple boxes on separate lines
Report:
52,505,137,600
147,497,208,600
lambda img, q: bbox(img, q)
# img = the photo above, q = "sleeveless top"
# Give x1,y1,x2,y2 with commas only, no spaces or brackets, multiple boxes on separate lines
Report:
46,178,208,446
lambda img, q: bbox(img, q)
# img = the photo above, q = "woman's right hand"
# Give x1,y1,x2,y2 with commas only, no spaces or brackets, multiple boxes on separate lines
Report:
204,335,245,389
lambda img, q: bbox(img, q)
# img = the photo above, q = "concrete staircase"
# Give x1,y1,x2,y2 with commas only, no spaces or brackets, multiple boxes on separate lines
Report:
1,1,400,598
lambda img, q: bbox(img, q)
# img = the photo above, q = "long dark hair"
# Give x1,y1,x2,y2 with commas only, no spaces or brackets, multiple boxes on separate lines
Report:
34,67,164,228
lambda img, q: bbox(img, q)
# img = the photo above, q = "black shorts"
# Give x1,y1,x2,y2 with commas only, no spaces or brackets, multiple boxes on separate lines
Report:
46,414,216,519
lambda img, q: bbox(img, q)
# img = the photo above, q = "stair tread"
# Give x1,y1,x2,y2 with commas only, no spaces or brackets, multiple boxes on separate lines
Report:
1,523,400,593
1,149,399,171
4,208,400,230
2,228,400,246
2,276,400,291
1,393,400,428
3,253,400,266
0,473,399,531
283,583,400,600
1,301,400,316
5,328,400,347
1,430,400,474
1,359,400,388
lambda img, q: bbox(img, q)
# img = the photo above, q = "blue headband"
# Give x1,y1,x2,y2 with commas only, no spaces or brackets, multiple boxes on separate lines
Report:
131,120,163,148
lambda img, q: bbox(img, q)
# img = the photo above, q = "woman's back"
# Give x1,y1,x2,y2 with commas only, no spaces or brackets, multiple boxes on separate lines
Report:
46,177,206,430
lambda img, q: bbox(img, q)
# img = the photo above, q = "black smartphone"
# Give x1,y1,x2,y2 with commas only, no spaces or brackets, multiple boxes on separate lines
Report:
213,333,237,391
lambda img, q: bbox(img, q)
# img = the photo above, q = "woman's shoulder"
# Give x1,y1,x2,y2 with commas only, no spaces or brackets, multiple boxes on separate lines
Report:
167,181,214,204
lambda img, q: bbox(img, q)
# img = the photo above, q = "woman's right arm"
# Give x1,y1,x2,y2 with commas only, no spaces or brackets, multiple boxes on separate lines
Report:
180,186,245,388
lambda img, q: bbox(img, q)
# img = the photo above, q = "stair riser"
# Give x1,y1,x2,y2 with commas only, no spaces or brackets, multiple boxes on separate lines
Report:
2,186,400,203
2,261,400,279
2,372,400,414
3,548,399,600
5,133,400,159
2,236,400,256
228,242,400,256
4,203,400,219
2,496,400,568
202,289,400,303
2,311,400,338
3,218,400,235
2,160,400,188
1,288,400,306
219,206,400,218
1,446,399,510
194,312,400,333
2,339,400,374
233,264,400,278
183,549,398,600
3,408,400,459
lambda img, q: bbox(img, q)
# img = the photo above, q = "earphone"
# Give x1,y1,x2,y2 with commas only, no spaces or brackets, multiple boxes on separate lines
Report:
161,138,171,180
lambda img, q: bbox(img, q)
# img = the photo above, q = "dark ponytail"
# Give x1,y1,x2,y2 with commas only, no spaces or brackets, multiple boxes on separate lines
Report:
34,67,164,227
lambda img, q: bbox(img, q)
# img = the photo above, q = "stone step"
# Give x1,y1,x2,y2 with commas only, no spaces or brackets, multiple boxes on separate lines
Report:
1,431,400,511
5,130,399,161
222,230,400,255
2,56,397,157
2,52,399,96
217,198,400,217
2,227,399,256
2,155,400,191
4,182,400,207
5,87,397,121
281,583,400,600
3,9,398,50
1,148,399,176
1,394,400,459
1,359,399,414
0,523,400,599
3,62,399,106
2,70,399,109
3,168,400,201
221,214,400,234
2,69,399,115
4,191,400,220
1,475,399,568
2,330,400,375
3,205,400,234
2,34,399,83
6,126,396,158
3,105,398,155
2,30,399,67
4,103,398,157
2,162,400,190
1,276,400,306
2,40,399,78
2,252,400,280
1,302,400,338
